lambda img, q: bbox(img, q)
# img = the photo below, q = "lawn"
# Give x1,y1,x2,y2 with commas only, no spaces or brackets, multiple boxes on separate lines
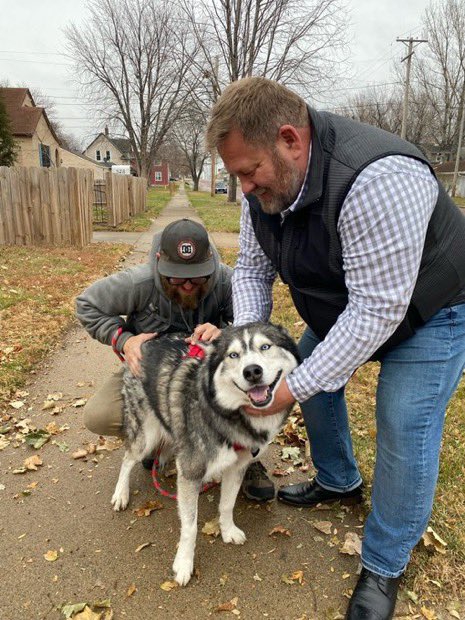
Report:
186,189,241,232
94,186,176,232
219,247,465,605
0,243,130,401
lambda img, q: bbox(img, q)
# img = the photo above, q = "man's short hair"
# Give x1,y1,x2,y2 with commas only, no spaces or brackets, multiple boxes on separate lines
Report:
206,77,308,150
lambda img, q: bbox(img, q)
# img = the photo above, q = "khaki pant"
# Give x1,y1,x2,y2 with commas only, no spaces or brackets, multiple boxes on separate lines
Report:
83,368,124,437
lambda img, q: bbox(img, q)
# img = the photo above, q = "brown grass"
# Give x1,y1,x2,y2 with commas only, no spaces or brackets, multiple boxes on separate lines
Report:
0,244,130,402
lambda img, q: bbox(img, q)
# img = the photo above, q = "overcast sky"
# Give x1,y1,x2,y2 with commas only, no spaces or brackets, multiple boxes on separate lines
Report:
0,0,432,148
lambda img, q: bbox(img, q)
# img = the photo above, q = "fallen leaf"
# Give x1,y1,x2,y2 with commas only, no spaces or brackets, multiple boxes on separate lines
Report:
202,517,220,537
52,440,70,453
44,550,58,562
72,399,87,408
61,602,87,618
160,580,179,591
24,455,43,471
420,606,437,620
25,430,51,449
445,602,461,619
72,449,88,460
45,422,63,435
272,468,290,477
216,597,239,612
422,526,447,554
268,525,291,537
313,520,332,535
135,542,151,553
10,400,25,409
281,571,304,585
281,447,301,462
133,500,164,517
290,570,304,584
12,467,27,475
126,584,137,597
340,532,362,556
74,607,102,620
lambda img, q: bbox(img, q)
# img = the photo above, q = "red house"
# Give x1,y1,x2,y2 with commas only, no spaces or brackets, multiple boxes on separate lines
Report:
149,162,170,186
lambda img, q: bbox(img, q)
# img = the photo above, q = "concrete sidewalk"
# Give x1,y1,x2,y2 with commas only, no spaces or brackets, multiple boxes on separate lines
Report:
0,189,422,620
92,186,239,267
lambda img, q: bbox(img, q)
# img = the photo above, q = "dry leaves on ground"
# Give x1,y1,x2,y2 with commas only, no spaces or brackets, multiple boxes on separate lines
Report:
313,520,333,535
269,525,292,537
133,500,164,517
202,517,221,537
216,597,239,614
339,532,362,556
421,527,447,555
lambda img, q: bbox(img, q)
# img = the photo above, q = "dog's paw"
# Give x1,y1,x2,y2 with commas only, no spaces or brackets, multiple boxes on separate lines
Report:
172,555,194,586
221,524,246,545
111,488,129,511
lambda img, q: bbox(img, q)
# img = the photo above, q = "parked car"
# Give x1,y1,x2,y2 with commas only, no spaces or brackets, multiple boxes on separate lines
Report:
215,181,228,194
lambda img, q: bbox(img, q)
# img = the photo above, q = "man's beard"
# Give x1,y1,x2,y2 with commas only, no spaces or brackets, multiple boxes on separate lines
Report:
253,150,303,215
161,277,209,311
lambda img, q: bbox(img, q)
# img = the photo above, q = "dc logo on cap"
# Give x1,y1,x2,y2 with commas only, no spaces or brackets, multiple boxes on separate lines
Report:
177,239,196,260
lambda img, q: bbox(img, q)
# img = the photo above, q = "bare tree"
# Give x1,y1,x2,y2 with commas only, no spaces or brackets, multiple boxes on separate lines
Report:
341,84,432,147
183,0,347,95
30,88,81,152
66,0,202,179
181,0,348,200
412,0,465,154
171,103,209,191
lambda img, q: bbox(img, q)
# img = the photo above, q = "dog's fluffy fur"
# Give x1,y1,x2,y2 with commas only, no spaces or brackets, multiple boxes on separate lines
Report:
111,322,300,585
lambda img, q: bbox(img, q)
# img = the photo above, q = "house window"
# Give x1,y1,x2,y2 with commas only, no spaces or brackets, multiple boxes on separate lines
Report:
106,150,111,161
155,171,162,181
96,150,101,161
39,144,51,168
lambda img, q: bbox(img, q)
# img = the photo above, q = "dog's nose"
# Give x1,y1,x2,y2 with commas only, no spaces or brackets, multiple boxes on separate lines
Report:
243,364,263,383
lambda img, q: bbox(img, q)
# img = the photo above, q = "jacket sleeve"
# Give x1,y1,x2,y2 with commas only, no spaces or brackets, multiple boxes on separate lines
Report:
75,266,152,352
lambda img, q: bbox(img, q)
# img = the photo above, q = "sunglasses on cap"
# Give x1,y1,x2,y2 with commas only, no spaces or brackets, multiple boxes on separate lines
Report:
167,276,210,285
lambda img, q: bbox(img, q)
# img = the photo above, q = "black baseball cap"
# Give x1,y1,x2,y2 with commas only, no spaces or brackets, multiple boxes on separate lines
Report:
157,219,215,278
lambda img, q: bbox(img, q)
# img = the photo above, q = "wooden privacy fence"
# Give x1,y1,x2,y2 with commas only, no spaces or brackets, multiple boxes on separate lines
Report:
103,173,147,227
0,166,93,246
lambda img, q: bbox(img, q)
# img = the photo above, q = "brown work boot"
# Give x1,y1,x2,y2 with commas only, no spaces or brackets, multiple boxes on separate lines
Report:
241,461,275,501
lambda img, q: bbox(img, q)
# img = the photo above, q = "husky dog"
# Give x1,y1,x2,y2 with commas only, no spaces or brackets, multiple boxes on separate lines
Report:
111,322,300,586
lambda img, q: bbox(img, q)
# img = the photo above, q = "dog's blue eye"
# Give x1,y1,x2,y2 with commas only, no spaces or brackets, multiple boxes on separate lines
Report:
229,352,239,359
260,344,271,350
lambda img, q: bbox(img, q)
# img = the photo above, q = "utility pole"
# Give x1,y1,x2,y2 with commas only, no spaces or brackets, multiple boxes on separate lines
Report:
397,37,427,140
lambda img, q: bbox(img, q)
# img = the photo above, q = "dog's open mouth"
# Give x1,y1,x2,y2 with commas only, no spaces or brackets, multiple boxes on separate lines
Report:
247,370,282,408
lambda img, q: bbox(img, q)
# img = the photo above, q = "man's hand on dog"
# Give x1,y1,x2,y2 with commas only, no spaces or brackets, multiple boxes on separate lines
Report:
188,323,222,344
244,379,296,416
123,332,158,376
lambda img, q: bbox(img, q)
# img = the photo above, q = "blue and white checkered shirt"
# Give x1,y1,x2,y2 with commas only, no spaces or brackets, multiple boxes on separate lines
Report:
232,155,439,403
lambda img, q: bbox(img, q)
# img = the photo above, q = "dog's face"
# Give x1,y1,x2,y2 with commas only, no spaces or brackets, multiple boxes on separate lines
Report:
211,323,300,411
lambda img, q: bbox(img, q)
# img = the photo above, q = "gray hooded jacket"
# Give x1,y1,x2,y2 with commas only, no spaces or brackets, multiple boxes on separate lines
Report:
76,231,233,355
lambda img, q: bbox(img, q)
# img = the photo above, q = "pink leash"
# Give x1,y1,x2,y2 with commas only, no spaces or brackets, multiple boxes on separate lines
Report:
151,450,219,500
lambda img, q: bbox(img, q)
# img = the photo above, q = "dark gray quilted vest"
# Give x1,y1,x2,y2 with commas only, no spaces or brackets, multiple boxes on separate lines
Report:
249,107,465,359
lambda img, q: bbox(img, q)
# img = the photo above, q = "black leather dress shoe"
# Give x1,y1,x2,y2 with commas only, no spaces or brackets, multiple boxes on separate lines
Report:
345,568,401,619
277,478,363,507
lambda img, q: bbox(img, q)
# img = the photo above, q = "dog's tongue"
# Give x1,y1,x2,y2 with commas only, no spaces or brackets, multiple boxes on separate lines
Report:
248,386,269,403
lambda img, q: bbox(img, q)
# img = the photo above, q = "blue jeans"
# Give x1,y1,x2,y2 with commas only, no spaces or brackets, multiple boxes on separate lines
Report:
298,304,465,577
